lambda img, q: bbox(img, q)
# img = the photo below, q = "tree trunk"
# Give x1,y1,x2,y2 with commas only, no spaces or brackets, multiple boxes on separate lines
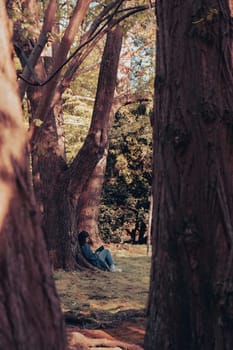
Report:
48,132,107,269
27,1,92,255
76,26,123,245
145,1,233,349
77,154,108,245
10,0,151,268
0,4,66,349
19,6,122,268
0,167,67,350
52,26,123,268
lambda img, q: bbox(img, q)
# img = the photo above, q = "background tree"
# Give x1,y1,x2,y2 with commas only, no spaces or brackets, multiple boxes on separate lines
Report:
0,3,66,349
59,25,123,267
69,8,155,244
76,8,155,244
8,0,154,268
145,1,233,349
98,11,155,243
99,104,152,243
75,27,123,243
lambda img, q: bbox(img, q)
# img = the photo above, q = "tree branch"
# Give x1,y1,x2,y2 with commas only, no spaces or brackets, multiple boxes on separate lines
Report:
35,0,92,121
18,0,57,99
17,1,155,91
59,2,155,93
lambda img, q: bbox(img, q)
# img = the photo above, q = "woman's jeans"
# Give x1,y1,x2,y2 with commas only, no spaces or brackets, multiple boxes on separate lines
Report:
98,249,114,267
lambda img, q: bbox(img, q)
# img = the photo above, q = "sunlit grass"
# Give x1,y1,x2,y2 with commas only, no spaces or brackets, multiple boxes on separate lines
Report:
54,244,151,324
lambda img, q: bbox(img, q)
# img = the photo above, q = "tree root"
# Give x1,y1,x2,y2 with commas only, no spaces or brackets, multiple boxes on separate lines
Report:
67,330,143,350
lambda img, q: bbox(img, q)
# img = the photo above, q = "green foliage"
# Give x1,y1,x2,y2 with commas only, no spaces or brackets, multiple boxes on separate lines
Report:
10,0,155,244
63,39,105,161
33,118,43,127
63,88,94,161
99,103,152,242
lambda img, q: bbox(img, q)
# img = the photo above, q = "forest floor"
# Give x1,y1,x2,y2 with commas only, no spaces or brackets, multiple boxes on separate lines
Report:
54,244,151,349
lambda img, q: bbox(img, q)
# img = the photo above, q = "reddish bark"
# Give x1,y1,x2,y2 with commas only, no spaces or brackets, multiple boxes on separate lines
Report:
145,1,233,349
0,3,66,349
76,26,123,243
0,173,66,350
51,26,123,268
9,1,151,268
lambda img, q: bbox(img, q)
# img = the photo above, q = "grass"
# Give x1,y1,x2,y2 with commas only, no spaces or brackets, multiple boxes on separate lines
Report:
54,244,151,328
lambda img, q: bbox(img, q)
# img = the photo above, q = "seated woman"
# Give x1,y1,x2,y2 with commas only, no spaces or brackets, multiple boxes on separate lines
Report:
78,231,122,272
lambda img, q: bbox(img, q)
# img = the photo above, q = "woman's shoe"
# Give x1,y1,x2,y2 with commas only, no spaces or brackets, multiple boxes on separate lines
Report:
110,264,122,272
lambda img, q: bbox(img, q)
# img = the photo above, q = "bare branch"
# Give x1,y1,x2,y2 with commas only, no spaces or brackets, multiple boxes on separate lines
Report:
19,0,57,99
35,0,92,120
17,1,155,91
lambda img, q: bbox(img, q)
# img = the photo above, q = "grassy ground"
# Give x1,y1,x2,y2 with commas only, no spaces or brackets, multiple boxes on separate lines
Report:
54,244,151,347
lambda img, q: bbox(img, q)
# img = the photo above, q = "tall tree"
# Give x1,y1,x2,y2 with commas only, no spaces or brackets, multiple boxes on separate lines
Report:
8,0,155,268
77,14,155,243
145,1,233,349
0,3,66,349
76,26,123,244
58,25,123,267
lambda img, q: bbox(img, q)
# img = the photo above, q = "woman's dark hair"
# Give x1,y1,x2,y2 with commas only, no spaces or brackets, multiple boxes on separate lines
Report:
78,231,89,246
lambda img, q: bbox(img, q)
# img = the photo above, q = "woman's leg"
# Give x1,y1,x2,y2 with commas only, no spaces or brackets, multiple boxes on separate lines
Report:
98,249,114,267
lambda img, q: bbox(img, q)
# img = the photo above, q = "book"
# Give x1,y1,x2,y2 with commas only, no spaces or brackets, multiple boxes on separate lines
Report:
95,245,104,253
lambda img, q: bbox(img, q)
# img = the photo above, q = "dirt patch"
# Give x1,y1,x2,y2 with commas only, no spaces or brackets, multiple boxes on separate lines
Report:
105,319,146,346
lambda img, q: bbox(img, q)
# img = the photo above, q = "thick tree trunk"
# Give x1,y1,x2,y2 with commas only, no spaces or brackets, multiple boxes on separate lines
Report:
51,26,123,268
24,1,106,266
0,4,66,349
145,1,233,349
48,132,107,269
31,105,67,243
0,168,66,350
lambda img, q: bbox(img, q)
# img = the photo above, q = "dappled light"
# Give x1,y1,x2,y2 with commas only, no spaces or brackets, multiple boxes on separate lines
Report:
1,0,233,349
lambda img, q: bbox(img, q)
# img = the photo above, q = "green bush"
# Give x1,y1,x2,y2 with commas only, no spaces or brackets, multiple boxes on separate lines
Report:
99,104,152,242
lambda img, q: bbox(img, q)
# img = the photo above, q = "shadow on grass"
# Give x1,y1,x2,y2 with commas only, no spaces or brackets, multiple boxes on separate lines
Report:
55,244,150,346
64,306,146,328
